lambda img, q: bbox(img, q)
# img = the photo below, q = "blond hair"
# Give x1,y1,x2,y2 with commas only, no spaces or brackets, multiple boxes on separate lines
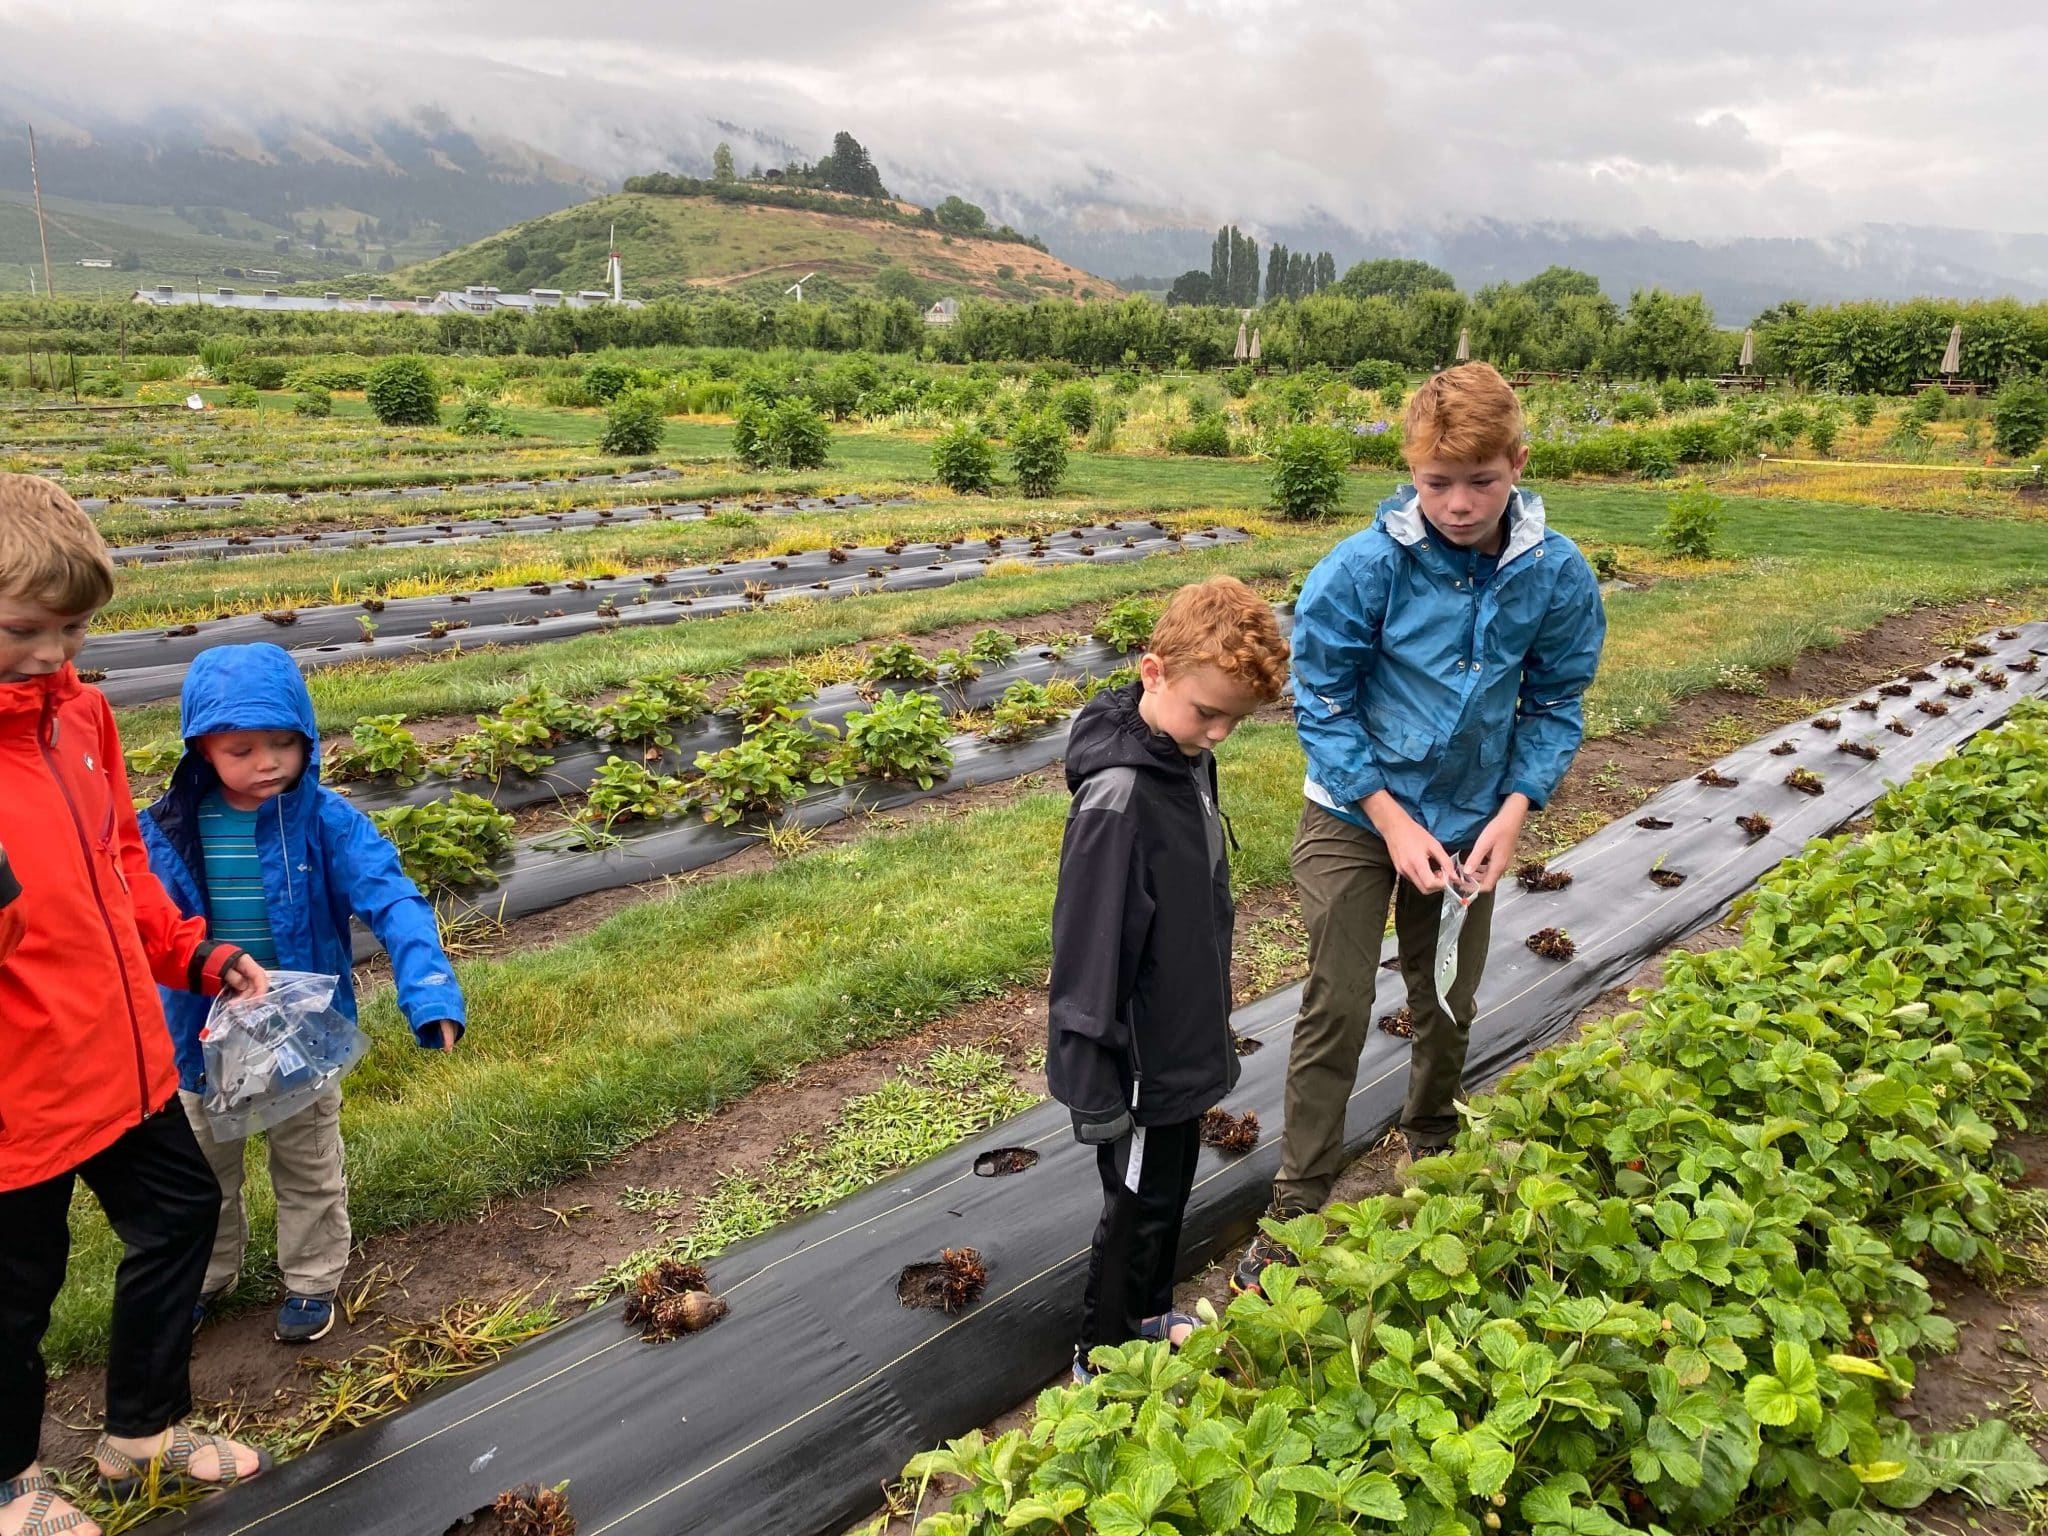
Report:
1146,576,1290,703
1403,362,1525,467
0,474,115,613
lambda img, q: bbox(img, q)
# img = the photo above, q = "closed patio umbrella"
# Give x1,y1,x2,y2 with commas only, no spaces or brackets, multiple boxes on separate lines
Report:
1738,328,1755,371
1455,328,1471,362
1234,321,1249,362
1940,322,1962,376
1249,328,1262,362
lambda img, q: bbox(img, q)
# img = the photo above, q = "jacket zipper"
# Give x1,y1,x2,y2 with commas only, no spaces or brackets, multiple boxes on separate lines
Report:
39,701,152,1119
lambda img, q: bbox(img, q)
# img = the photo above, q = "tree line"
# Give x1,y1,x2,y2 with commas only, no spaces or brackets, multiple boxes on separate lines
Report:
8,284,2048,391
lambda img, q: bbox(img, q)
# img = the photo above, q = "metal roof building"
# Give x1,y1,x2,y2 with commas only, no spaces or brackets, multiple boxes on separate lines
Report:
129,284,642,314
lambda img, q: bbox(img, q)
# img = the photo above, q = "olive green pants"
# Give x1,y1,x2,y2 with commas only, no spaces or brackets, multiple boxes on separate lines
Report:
1272,803,1495,1216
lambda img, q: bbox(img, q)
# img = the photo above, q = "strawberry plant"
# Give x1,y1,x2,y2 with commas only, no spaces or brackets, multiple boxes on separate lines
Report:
722,666,818,727
863,641,941,686
897,701,2048,1536
328,714,428,785
440,713,556,781
839,691,954,788
1093,596,1161,652
124,738,183,778
686,722,840,826
595,676,708,750
935,649,981,687
371,793,514,893
582,758,685,824
965,627,1018,665
983,680,1074,744
499,687,600,744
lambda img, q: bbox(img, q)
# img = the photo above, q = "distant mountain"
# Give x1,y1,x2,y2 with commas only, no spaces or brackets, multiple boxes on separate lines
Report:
1026,210,2048,322
0,104,602,270
8,94,2045,321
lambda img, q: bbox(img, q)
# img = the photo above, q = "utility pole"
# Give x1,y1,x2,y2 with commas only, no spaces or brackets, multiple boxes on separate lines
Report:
28,122,54,300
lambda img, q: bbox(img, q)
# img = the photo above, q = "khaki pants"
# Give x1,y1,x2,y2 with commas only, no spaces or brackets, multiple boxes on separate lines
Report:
1273,802,1495,1216
178,1085,350,1299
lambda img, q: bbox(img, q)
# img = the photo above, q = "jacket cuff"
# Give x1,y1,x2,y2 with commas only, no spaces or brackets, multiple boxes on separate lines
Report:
1320,763,1387,809
1071,1108,1135,1146
1509,777,1554,812
189,940,248,996
0,848,20,910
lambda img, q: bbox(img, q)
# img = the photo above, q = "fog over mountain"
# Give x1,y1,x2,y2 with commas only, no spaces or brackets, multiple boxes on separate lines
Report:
3,0,2044,316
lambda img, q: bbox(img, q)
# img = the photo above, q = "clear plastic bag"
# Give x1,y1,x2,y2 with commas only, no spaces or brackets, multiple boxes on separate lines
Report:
199,971,368,1139
1433,867,1480,1017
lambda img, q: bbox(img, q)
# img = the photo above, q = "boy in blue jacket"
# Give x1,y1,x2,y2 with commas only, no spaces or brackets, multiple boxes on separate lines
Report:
1237,363,1605,1293
141,644,466,1343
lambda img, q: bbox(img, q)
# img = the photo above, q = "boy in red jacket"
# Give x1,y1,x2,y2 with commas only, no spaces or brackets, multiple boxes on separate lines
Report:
0,475,271,1535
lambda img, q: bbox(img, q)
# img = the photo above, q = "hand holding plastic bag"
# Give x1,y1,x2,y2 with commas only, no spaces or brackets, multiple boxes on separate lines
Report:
1433,861,1480,1016
200,971,368,1138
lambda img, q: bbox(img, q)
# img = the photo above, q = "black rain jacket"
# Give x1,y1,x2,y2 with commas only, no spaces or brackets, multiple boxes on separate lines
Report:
1046,682,1240,1142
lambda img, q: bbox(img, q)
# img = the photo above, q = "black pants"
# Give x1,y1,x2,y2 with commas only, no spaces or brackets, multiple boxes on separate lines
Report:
0,1102,220,1478
1079,1118,1202,1354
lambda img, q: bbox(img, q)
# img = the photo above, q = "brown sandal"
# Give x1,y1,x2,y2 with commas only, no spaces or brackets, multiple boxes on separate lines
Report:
0,1471,99,1534
94,1426,270,1499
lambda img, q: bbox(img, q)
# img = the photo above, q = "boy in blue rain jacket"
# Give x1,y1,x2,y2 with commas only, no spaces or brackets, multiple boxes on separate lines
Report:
141,643,465,1343
1236,363,1606,1294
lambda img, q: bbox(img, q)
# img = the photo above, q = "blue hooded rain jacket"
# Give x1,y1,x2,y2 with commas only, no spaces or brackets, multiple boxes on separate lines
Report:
1291,485,1607,852
140,643,467,1091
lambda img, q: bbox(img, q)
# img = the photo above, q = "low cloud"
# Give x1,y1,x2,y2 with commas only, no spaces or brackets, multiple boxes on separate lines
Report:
2,0,2044,240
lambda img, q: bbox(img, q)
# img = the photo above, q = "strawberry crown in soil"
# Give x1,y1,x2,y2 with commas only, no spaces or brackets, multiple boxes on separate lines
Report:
82,521,1249,706
100,488,880,566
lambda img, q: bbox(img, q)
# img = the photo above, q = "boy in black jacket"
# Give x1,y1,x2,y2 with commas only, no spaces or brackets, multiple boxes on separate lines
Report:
1049,576,1289,1383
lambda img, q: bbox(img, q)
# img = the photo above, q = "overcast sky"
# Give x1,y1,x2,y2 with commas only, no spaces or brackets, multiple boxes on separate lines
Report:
4,0,2045,239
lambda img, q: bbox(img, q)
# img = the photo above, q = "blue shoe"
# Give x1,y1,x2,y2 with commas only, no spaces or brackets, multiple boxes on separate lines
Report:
1071,1348,1095,1386
191,1287,227,1335
1138,1310,1200,1348
274,1294,336,1344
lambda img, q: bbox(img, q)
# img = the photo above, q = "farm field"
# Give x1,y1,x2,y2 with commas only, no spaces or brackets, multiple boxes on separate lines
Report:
15,336,2048,1533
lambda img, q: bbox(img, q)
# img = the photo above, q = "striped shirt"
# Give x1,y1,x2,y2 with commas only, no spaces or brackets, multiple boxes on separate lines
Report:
198,791,279,966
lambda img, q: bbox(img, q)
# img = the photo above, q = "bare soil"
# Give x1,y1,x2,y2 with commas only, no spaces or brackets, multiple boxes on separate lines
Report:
42,593,2038,1492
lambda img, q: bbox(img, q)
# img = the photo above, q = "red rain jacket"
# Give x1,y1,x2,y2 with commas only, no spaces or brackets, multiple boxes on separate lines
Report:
0,666,241,1190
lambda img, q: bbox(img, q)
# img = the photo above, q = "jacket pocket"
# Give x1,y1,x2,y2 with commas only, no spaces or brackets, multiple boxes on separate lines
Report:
1362,699,1437,764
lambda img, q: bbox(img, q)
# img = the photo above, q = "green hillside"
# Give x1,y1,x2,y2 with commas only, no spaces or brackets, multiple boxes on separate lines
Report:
0,190,382,296
384,191,1120,307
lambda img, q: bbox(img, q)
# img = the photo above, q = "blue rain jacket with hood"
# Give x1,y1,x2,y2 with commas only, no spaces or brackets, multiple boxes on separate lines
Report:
141,643,467,1091
1291,484,1606,851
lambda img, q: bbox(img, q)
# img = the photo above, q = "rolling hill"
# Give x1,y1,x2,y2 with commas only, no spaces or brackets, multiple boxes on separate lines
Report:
385,191,1122,306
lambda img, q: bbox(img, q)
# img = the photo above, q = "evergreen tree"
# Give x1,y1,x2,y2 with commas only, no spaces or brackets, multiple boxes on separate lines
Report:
1266,244,1288,305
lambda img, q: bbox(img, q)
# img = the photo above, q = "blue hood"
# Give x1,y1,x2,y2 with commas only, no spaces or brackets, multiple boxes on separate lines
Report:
178,642,322,770
141,642,466,1089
